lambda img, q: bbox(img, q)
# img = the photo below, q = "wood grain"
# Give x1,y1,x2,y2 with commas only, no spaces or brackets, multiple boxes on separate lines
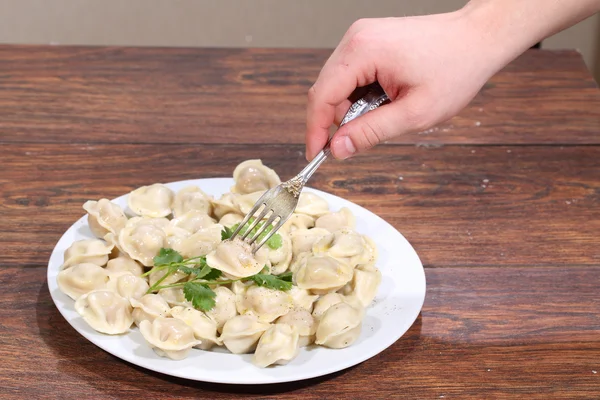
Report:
1,266,598,399
2,143,599,268
0,46,598,146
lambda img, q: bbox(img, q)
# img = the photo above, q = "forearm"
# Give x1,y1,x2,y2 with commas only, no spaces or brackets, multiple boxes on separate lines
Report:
460,0,600,71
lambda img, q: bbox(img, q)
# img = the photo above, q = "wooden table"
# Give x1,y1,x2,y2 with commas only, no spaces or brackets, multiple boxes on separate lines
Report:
1,45,599,399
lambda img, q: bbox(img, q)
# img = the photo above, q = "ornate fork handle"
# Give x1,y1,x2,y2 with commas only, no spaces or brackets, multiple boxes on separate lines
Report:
282,83,390,197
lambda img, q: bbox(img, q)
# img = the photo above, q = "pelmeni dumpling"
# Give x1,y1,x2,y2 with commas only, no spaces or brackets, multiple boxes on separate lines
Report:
218,213,244,227
268,230,293,275
312,292,347,321
288,286,319,312
170,224,223,258
253,324,300,368
312,228,371,268
281,213,315,234
205,286,237,332
139,317,202,360
148,268,188,287
315,207,356,233
169,209,215,234
232,159,280,194
61,239,114,269
232,191,266,216
315,302,362,349
172,186,212,218
118,218,167,266
357,235,378,270
169,306,222,350
74,290,133,334
277,308,316,347
206,238,269,279
294,254,354,293
130,294,171,326
105,256,144,277
128,183,174,218
211,193,241,220
236,285,294,323
289,228,330,260
83,198,128,238
103,232,126,259
220,314,271,354
341,268,382,309
158,287,191,307
295,192,330,218
57,263,110,300
107,272,149,301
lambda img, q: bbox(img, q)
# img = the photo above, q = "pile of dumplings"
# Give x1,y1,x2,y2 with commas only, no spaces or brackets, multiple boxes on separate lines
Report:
57,159,382,368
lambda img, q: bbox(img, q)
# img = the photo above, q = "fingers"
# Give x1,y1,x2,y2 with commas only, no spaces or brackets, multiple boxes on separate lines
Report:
305,53,375,161
329,93,430,159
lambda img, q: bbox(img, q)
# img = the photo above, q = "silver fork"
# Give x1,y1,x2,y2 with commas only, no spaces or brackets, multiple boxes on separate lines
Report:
230,82,390,252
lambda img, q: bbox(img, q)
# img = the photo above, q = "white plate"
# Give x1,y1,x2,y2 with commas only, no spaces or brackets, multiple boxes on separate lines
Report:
47,178,426,385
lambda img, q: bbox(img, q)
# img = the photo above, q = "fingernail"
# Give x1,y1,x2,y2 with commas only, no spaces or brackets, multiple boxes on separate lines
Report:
335,136,356,159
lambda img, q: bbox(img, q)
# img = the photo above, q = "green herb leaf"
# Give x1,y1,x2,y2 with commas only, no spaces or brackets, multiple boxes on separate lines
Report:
267,233,282,249
202,268,223,281
221,226,234,241
183,282,216,311
153,248,183,266
250,273,293,291
276,271,293,282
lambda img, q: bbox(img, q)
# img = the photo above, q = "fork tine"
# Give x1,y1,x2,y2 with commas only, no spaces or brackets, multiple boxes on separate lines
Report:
230,189,273,239
252,216,288,252
248,212,279,246
240,206,271,240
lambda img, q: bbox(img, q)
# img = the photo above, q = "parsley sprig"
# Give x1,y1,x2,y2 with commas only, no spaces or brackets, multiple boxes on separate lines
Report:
144,247,292,312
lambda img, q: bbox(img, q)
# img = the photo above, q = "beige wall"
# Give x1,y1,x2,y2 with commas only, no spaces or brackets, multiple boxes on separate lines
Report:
0,0,598,81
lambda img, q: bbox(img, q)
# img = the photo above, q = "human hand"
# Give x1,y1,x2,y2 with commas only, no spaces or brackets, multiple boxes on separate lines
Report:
305,12,506,160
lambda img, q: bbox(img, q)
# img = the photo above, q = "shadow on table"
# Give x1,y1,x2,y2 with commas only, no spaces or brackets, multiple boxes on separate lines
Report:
36,279,423,397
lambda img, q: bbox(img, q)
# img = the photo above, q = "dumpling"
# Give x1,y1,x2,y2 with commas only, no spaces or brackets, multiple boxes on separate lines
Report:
169,306,222,350
218,213,244,227
139,317,202,360
294,254,354,293
341,268,382,309
127,183,174,218
83,198,128,238
107,272,149,301
232,191,266,216
103,232,126,259
289,228,330,260
158,287,191,307
232,159,280,194
210,193,241,220
206,238,269,279
57,262,110,300
315,207,356,233
105,256,144,277
315,302,362,349
253,324,299,368
61,239,114,269
205,286,237,333
130,294,171,326
268,230,292,275
74,290,133,335
277,308,316,347
288,286,319,312
168,209,215,234
312,228,372,268
148,268,188,287
312,292,347,321
357,235,379,270
236,285,294,323
295,192,329,218
281,213,315,234
170,224,223,259
118,218,167,266
220,314,271,354
172,186,212,217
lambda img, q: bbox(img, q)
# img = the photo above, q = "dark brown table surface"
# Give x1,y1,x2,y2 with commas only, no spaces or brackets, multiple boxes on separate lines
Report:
1,45,599,399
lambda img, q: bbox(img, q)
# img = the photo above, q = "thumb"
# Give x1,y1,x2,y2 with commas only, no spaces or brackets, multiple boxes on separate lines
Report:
330,94,430,159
